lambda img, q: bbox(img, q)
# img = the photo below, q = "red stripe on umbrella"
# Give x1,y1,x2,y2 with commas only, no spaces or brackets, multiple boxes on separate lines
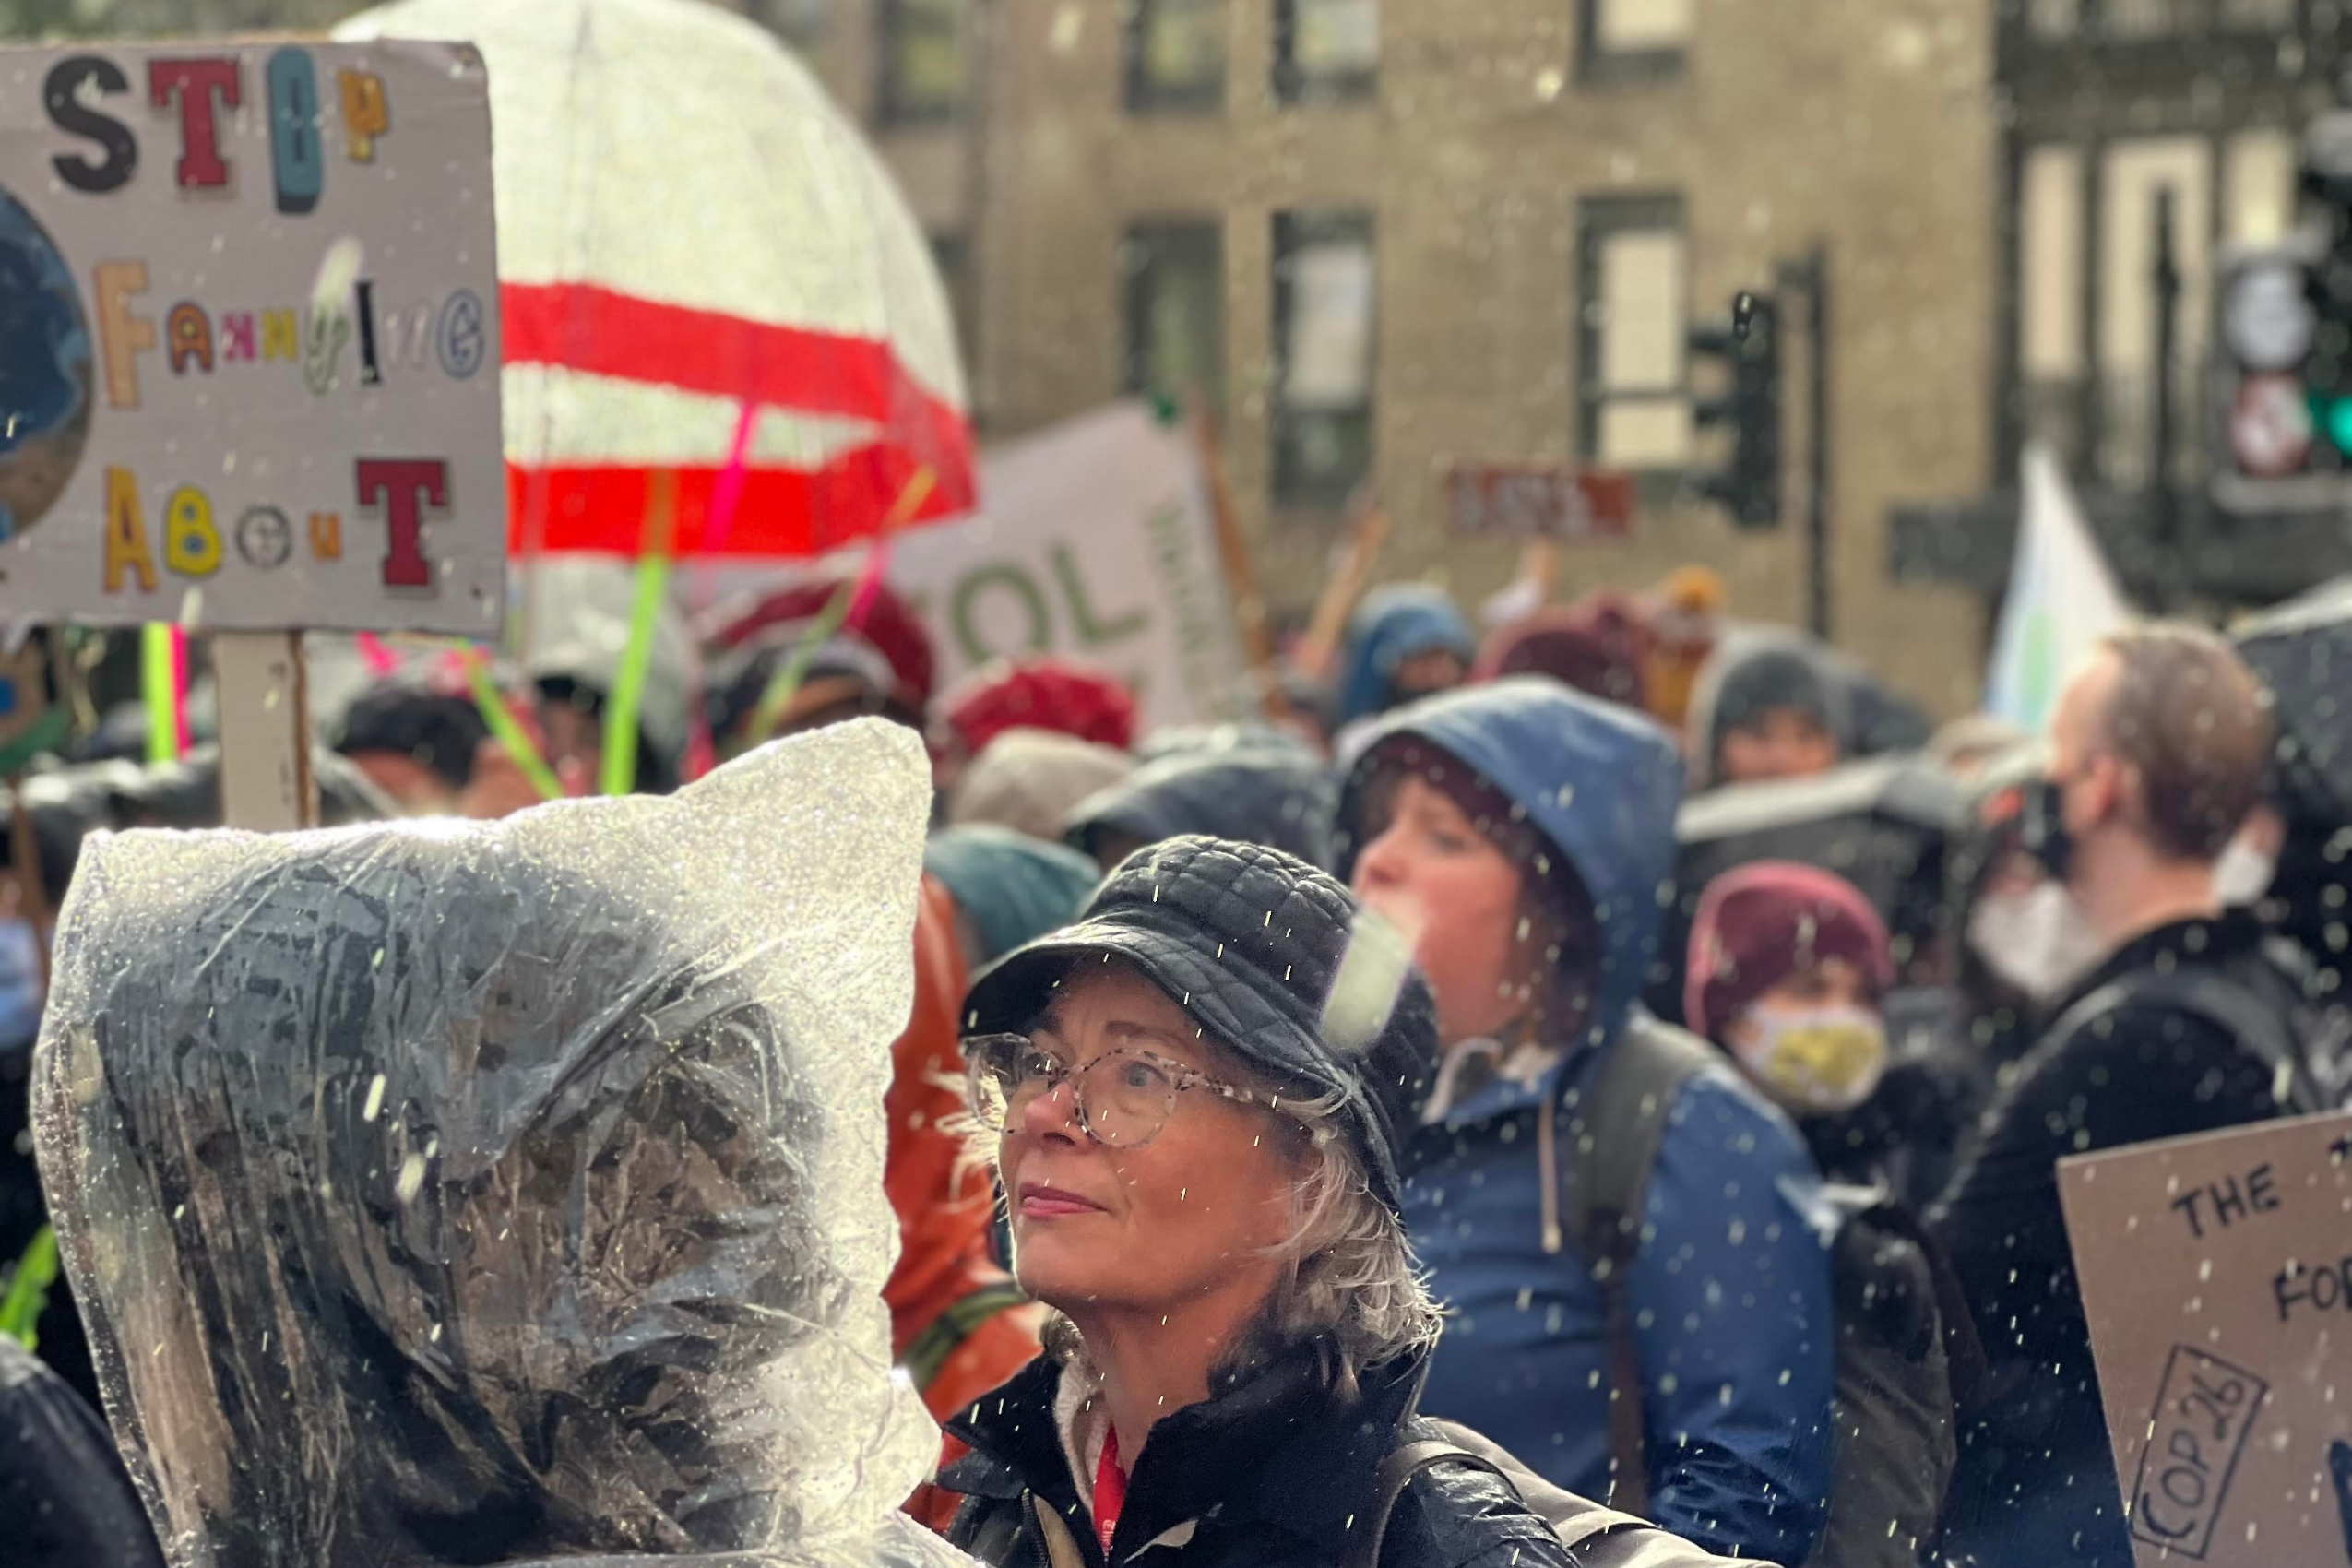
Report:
506,443,968,558
502,281,968,458
501,281,974,558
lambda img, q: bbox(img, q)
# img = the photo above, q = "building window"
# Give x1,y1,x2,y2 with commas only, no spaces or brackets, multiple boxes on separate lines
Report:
1273,209,1376,505
1123,221,1224,414
748,0,829,49
2219,0,2296,26
1581,0,1691,80
2065,0,2293,37
2225,129,2297,247
2017,144,2087,458
1275,0,1378,104
878,0,968,124
1578,196,1690,471
2025,0,2081,36
930,233,979,385
1126,0,1226,113
2097,137,2211,489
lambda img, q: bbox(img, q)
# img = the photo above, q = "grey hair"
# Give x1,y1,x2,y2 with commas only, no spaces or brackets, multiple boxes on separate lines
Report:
1245,1087,1444,1391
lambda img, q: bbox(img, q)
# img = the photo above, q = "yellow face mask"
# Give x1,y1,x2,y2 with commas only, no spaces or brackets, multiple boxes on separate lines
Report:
1732,1004,1888,1114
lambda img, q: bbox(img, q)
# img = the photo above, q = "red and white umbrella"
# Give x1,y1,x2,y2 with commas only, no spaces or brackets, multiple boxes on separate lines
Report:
336,0,972,562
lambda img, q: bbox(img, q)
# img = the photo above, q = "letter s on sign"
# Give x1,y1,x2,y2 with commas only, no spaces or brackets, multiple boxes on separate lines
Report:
44,55,137,194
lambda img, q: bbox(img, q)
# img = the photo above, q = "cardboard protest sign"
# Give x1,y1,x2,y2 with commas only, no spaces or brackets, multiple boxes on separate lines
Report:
0,41,503,636
1444,461,1635,541
884,401,1253,732
2059,1110,2352,1567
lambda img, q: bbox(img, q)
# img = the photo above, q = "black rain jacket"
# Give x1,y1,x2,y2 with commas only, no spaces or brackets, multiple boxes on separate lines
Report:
941,1341,1572,1568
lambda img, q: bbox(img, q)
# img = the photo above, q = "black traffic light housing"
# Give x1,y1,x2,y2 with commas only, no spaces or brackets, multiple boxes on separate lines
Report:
1690,291,1783,529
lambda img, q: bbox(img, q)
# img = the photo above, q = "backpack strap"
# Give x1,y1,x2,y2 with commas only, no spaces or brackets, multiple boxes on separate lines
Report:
1343,1440,1509,1568
2043,967,2328,1116
1556,1018,1720,1515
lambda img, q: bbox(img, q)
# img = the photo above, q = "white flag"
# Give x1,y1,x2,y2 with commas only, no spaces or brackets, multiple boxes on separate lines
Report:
1983,443,2136,734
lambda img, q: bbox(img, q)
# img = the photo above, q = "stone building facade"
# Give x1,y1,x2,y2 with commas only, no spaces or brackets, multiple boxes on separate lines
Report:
784,0,1997,711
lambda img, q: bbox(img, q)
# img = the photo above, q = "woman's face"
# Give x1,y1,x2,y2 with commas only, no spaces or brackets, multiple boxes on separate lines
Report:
1350,773,1533,1047
996,965,1297,1325
1725,956,1872,1051
1717,708,1839,785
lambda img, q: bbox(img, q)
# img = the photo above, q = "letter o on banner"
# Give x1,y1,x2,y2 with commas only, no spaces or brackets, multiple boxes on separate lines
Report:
951,563,1051,665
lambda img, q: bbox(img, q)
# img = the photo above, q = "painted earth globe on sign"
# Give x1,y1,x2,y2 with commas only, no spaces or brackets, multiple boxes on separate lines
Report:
0,184,93,543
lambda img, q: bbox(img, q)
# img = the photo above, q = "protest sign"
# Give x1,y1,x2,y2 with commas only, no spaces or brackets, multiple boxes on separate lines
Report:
0,40,504,636
2059,1110,2352,1567
1444,461,1635,541
882,401,1253,731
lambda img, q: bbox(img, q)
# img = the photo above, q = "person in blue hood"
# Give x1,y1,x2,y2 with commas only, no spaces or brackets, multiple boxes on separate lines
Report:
1336,678,1836,1564
1336,585,1476,731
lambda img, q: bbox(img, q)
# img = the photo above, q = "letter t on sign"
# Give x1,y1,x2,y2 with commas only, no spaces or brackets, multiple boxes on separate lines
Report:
354,459,445,589
148,59,242,188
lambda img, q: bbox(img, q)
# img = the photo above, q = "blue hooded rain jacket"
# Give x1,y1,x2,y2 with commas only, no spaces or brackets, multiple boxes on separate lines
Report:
1338,678,1837,1564
1336,586,1477,729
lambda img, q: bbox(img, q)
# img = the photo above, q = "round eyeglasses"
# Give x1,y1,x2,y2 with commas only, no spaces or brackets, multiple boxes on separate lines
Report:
963,1032,1296,1149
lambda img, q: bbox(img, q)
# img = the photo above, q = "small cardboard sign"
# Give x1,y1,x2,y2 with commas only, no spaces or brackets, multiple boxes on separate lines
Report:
0,40,504,636
1443,461,1634,541
2059,1110,2352,1566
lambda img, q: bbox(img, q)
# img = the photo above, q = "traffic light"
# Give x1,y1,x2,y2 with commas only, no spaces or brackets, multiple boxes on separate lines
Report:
1689,291,1782,529
2215,112,2352,498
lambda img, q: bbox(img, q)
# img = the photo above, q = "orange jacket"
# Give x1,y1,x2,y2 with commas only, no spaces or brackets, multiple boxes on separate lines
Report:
887,878,1039,1415
892,878,1041,1534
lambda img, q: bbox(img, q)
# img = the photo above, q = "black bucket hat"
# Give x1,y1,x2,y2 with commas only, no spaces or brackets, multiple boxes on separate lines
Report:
962,835,1435,1214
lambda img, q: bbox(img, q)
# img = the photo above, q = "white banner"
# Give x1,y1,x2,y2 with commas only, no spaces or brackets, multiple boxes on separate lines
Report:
1983,442,2135,733
891,401,1252,732
0,40,505,636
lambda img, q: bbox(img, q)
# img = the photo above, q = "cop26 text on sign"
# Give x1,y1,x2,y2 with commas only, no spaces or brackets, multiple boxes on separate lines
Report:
0,40,503,636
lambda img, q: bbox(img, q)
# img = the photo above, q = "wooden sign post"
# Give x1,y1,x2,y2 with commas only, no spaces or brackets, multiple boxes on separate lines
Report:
212,631,316,831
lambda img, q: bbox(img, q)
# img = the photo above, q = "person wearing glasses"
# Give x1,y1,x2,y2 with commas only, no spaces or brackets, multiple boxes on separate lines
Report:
934,835,1582,1568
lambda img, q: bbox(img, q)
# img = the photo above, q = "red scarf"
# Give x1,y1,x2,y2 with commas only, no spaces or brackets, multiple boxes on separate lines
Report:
1092,1425,1128,1558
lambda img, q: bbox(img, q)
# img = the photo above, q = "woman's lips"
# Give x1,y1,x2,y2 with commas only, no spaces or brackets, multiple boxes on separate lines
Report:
1017,1183,1104,1219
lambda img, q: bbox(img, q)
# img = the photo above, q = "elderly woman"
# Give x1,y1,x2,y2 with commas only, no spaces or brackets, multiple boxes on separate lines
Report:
936,836,1586,1568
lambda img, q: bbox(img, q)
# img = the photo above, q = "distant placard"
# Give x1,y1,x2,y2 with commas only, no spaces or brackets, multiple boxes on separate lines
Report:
1444,462,1634,540
2059,1111,2352,1567
0,40,503,636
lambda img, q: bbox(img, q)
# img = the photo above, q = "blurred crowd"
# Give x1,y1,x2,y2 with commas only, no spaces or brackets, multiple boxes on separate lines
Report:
6,552,2349,1568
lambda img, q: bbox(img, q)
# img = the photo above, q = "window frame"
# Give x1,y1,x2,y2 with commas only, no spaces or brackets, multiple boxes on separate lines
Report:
1578,0,1691,85
1123,219,1227,415
875,0,969,125
1272,0,1380,106
929,232,980,388
1271,208,1378,509
1124,0,1229,114
1575,192,1692,486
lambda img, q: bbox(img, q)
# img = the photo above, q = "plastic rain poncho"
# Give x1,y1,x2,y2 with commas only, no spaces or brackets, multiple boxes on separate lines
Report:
30,719,976,1568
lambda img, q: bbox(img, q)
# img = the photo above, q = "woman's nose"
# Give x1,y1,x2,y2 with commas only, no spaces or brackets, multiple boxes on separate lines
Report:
1016,1075,1084,1142
1354,826,1407,890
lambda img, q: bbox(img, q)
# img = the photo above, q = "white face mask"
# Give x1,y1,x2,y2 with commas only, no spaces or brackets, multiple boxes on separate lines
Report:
1967,882,2108,1004
1729,1003,1888,1114
2212,837,2279,909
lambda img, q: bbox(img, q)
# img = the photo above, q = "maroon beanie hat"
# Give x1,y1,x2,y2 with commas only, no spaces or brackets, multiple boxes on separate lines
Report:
1683,861,1894,1041
1472,608,1647,712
